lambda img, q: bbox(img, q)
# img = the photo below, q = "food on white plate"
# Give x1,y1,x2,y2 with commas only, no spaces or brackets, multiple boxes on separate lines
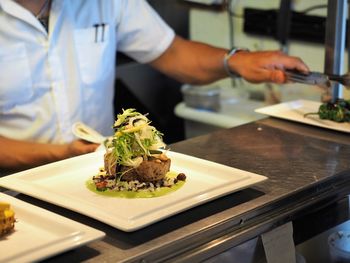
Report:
0,201,15,236
87,109,186,198
304,99,350,122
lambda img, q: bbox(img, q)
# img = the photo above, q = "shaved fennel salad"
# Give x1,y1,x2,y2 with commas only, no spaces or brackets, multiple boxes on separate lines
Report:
88,109,186,197
104,108,166,174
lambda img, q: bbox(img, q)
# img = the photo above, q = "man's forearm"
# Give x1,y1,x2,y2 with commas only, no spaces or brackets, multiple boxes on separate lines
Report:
150,36,228,85
0,136,71,171
150,35,309,85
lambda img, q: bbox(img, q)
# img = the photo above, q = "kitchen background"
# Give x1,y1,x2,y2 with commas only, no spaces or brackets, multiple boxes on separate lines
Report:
115,0,349,143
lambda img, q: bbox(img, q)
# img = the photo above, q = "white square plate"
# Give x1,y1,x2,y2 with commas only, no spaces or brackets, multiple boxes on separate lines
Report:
0,193,105,263
255,99,350,133
0,151,267,232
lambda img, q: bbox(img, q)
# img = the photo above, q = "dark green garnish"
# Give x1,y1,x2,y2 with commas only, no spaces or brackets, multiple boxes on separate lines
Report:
304,99,350,122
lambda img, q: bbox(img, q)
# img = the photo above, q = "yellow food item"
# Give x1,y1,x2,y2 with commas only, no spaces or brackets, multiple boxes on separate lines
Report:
0,201,15,236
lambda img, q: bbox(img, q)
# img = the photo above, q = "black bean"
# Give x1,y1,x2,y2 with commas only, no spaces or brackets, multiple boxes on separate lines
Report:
177,173,186,181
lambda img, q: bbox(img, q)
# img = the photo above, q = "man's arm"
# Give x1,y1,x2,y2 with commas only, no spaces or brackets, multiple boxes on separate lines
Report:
150,36,309,85
0,136,99,172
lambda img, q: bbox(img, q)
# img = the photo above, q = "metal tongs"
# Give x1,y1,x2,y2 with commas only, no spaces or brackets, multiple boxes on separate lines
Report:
285,69,350,89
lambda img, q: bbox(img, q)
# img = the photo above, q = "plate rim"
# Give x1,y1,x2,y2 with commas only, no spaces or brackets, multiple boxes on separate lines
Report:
0,192,105,262
255,99,350,133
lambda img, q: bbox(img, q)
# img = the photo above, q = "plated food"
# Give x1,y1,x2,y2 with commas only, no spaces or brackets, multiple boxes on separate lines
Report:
304,99,350,122
0,201,15,237
88,109,186,198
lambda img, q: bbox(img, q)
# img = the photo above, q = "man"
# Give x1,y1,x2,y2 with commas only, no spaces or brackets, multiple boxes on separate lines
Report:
0,0,309,172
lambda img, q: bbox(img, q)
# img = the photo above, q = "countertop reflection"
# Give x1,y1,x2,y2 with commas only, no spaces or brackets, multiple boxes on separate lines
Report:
8,117,350,262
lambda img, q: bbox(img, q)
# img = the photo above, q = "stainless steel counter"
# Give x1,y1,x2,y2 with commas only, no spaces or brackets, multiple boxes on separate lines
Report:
13,117,350,262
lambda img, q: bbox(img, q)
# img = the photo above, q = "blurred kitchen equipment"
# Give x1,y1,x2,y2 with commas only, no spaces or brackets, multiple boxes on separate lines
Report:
276,0,292,53
72,122,106,144
285,69,350,88
324,0,347,101
328,230,350,262
284,0,348,103
181,84,221,112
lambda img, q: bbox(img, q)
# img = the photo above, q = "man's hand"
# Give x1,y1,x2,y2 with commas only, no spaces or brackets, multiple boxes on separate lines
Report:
0,136,99,172
228,50,309,84
66,140,100,158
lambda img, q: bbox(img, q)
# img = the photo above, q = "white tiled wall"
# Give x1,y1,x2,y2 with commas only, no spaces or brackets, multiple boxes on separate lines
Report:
189,0,350,101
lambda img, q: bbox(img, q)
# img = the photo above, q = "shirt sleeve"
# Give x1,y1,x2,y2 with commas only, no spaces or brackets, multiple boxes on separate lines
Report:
115,0,175,64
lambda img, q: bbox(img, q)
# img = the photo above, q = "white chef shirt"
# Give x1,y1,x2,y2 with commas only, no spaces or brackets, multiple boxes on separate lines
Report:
0,0,175,144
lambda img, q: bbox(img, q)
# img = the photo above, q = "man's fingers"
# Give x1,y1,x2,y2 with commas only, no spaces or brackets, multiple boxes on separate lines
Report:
279,55,309,73
270,70,286,84
69,140,100,156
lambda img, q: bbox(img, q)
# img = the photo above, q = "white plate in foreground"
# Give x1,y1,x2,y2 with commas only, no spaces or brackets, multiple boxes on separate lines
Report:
0,151,267,232
255,99,350,133
0,193,105,263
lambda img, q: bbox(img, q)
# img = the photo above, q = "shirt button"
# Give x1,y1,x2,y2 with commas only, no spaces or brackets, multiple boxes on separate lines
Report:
41,41,49,48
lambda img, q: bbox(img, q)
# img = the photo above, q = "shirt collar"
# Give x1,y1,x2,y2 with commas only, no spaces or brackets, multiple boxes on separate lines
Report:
0,0,65,36
48,0,65,37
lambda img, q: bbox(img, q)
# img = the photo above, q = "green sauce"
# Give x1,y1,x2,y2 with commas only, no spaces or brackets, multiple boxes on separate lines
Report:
86,171,185,198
